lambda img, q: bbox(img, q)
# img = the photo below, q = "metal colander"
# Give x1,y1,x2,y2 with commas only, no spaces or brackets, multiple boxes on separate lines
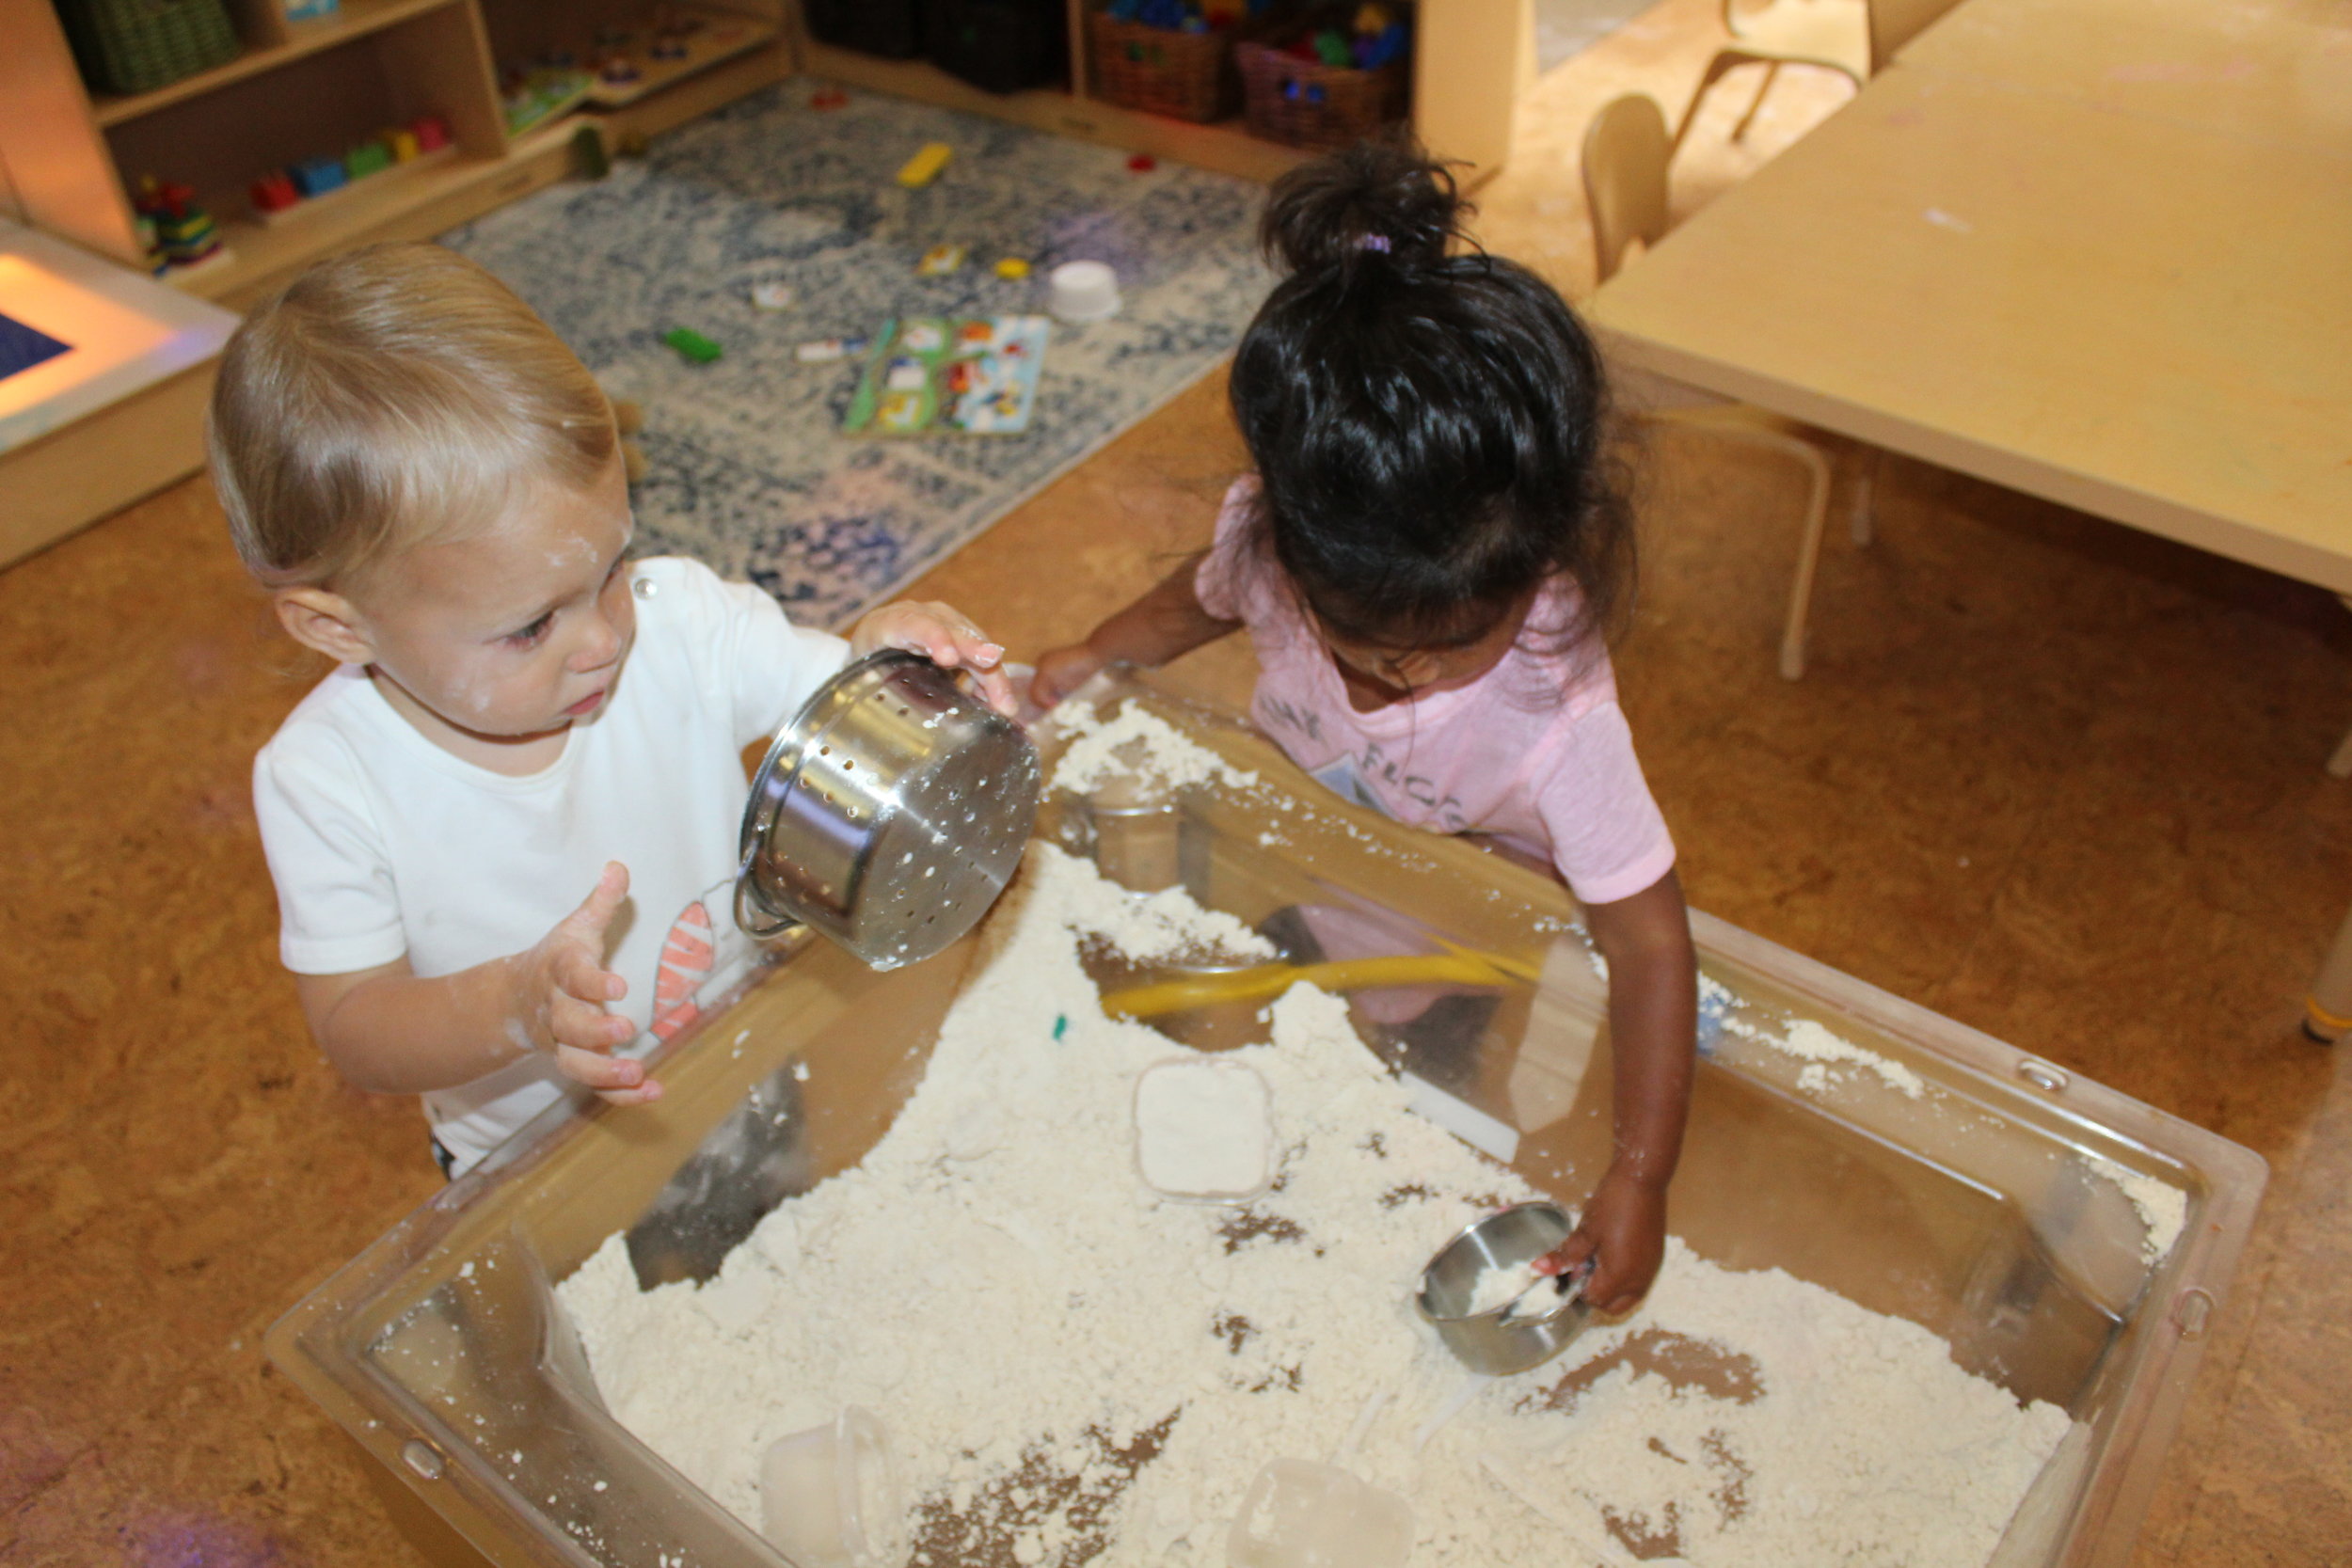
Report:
736,651,1041,970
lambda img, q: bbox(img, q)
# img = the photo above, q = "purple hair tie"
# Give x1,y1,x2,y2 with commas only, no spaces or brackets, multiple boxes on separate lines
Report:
1358,233,1391,252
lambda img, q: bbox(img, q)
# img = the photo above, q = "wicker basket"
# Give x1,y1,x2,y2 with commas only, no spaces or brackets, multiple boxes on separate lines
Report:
1089,10,1238,122
1236,24,1408,150
56,0,243,96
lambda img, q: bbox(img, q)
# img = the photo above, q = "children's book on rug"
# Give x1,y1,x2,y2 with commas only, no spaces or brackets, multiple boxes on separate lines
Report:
843,315,1050,436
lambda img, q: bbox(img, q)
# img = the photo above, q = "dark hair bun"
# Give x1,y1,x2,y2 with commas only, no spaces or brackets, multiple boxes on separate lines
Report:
1258,138,1469,275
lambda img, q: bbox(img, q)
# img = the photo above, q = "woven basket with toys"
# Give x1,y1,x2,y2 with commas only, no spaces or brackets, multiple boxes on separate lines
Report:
1089,0,1279,122
1236,2,1410,150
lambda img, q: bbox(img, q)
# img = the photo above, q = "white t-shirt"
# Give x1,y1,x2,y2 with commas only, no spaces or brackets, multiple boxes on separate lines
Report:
252,557,850,1174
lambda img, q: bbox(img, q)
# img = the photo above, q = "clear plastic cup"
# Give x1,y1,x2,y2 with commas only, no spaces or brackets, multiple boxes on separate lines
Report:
758,1406,902,1568
1227,1458,1415,1568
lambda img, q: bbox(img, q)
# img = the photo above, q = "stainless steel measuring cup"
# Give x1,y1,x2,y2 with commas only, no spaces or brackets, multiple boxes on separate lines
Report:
1415,1201,1595,1376
736,650,1041,970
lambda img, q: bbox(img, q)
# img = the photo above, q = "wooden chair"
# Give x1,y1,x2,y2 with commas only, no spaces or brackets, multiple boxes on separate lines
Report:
1674,0,1960,150
1584,93,1874,680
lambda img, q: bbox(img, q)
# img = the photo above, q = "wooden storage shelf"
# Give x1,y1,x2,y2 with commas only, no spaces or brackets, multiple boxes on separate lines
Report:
801,0,1518,188
182,152,564,307
803,41,1310,183
90,0,468,127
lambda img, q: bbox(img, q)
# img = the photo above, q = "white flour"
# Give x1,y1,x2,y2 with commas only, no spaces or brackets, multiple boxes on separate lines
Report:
1467,1259,1549,1316
2084,1154,2188,1264
1050,702,1260,799
1463,1259,1573,1323
562,847,2072,1567
1700,982,2186,1268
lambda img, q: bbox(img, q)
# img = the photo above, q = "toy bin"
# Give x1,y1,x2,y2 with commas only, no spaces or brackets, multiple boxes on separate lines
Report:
803,0,929,60
267,671,2265,1568
56,0,241,96
926,0,1068,93
1089,5,1244,123
1237,9,1410,150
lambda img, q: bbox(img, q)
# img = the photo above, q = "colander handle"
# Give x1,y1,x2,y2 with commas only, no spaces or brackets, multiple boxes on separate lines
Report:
734,873,804,944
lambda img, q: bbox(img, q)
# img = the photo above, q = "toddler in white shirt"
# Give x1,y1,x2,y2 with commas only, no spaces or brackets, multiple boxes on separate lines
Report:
216,243,1009,1176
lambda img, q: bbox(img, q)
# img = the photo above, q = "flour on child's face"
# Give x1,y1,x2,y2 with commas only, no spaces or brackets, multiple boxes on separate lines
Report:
350,452,638,765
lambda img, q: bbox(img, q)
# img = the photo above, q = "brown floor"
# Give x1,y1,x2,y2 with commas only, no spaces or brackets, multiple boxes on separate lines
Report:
6,4,2349,1563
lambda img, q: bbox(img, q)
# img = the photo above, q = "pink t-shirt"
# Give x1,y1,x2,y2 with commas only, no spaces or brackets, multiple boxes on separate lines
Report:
1194,478,1676,906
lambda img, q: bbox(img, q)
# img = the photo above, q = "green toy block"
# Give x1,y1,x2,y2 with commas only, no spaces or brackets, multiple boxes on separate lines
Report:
663,327,723,364
344,139,392,180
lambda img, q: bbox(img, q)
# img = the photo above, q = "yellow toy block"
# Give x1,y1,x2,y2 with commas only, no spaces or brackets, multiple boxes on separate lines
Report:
386,128,421,163
993,257,1031,280
897,142,953,189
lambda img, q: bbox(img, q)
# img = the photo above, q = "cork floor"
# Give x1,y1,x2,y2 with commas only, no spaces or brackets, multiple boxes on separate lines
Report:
6,1,2350,1562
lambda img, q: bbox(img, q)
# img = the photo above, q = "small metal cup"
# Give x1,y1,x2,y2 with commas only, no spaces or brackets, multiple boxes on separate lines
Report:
1415,1201,1595,1376
736,651,1041,970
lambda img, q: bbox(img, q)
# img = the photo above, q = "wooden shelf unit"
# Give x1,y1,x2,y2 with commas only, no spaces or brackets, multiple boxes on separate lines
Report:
794,0,1521,188
88,0,464,127
803,40,1311,183
2,0,794,309
0,0,1516,314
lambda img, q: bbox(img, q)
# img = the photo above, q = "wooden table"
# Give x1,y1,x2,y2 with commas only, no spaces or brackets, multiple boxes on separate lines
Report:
1898,0,2352,152
1585,34,2352,1028
1592,68,2352,591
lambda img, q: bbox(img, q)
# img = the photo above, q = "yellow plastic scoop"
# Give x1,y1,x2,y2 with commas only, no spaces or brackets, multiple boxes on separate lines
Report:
1102,951,1528,1021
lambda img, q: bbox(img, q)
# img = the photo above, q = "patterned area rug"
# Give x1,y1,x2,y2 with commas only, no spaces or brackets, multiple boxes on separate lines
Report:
444,81,1270,628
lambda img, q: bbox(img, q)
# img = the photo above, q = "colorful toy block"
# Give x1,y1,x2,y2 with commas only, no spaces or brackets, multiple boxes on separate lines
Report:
291,156,348,197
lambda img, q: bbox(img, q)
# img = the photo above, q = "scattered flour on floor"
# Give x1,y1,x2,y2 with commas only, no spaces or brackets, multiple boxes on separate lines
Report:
561,847,2071,1568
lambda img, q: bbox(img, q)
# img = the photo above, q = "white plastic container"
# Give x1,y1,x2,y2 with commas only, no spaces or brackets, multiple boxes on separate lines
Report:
1229,1458,1416,1568
1133,1055,1275,1204
1047,260,1121,323
757,1406,902,1568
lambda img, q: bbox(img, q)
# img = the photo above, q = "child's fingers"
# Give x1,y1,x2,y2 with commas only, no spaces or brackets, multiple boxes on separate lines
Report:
969,664,1019,717
594,1079,665,1108
546,860,630,968
560,862,632,942
553,942,628,1006
1534,1231,1597,1279
548,992,634,1053
554,1042,655,1098
867,602,1004,670
1031,645,1104,708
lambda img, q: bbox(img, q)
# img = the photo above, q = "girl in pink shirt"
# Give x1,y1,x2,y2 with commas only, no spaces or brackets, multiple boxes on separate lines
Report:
1034,141,1696,1315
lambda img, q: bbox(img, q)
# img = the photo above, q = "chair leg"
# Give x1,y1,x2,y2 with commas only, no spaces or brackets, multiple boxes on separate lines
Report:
2328,722,2352,781
1673,49,1759,153
1850,445,1880,546
1777,437,1835,680
2307,899,2352,1040
2332,597,2352,778
1729,61,1783,141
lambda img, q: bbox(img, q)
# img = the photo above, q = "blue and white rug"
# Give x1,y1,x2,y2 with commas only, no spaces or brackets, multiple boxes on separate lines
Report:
443,81,1271,628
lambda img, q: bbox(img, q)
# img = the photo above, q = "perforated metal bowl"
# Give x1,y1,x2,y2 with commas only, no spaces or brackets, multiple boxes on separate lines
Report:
736,651,1041,970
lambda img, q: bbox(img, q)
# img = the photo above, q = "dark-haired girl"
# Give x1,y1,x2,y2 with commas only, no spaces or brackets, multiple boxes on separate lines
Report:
1033,140,1695,1313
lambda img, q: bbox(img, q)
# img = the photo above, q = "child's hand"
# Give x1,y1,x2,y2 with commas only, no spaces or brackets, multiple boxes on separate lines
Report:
851,600,1016,716
1536,1161,1667,1315
515,862,661,1107
1029,641,1108,708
